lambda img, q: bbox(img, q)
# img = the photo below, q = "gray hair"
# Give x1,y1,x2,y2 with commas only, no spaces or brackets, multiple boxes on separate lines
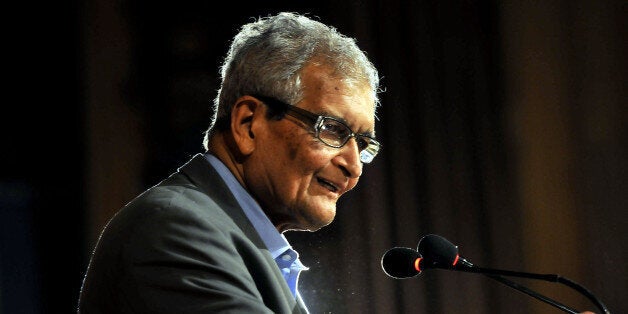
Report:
202,12,380,149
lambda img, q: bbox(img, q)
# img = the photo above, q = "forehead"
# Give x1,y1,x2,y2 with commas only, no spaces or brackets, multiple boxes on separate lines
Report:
299,64,376,132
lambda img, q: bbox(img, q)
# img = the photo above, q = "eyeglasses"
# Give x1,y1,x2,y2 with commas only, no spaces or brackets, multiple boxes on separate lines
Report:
253,95,380,164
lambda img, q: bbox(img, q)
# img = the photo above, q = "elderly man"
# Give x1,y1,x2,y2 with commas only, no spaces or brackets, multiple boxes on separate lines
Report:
78,12,380,313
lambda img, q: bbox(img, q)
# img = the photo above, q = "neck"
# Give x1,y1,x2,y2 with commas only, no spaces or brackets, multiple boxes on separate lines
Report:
206,133,247,191
207,132,289,234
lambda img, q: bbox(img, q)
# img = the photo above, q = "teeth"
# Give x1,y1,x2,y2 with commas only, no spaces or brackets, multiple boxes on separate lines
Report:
317,178,338,192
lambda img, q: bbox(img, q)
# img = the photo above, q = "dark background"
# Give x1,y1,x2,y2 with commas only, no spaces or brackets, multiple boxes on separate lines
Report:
3,0,626,313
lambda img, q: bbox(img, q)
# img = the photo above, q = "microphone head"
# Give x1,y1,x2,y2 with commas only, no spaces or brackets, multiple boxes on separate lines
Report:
417,234,459,266
381,247,422,279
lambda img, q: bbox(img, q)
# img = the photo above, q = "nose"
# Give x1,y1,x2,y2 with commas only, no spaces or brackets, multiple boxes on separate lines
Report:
334,137,363,178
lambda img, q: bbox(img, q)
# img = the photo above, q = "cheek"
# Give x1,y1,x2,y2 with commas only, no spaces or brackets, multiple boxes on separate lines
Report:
284,132,299,161
281,129,317,165
272,124,332,173
262,125,297,168
292,140,333,174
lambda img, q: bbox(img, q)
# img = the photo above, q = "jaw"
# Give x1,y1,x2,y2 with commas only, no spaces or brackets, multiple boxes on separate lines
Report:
270,191,339,233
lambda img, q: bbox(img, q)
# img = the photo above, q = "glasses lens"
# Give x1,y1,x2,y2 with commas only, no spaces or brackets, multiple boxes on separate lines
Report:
360,141,380,163
317,117,380,164
318,118,351,147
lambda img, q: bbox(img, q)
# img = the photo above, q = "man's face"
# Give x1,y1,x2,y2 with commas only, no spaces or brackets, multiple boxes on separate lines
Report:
244,64,376,232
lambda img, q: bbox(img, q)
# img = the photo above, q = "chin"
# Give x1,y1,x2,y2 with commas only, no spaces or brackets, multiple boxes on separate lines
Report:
302,208,336,231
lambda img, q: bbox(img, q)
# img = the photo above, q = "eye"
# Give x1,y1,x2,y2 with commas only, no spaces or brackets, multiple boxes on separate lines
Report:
320,119,350,140
355,137,369,151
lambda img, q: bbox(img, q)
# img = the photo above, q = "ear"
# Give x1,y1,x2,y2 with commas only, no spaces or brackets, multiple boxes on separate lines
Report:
230,96,262,156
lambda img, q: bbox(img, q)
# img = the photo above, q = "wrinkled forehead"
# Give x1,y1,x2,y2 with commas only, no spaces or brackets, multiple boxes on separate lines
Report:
300,68,377,133
300,62,375,103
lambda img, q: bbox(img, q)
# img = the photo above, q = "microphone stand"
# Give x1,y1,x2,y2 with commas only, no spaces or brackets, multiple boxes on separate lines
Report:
441,260,610,314
484,273,579,314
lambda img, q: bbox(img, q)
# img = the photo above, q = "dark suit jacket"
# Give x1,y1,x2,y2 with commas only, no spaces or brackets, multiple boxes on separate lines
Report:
78,154,309,313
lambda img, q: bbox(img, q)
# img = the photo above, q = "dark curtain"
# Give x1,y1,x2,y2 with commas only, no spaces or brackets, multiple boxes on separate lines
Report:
3,0,625,313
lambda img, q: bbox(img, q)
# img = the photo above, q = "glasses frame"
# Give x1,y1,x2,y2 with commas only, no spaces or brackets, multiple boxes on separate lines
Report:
252,94,380,164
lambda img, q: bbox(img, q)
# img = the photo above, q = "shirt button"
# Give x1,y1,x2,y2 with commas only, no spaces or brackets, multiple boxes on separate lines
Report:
282,254,292,261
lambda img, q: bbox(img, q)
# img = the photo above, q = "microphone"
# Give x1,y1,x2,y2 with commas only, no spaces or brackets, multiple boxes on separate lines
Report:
412,234,610,314
380,240,588,313
380,247,422,279
417,233,474,270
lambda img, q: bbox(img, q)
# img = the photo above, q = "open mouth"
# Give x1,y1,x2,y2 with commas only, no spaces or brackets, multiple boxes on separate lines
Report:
317,177,338,193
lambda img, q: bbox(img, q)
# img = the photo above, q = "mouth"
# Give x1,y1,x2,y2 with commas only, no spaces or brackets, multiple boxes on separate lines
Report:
317,177,339,193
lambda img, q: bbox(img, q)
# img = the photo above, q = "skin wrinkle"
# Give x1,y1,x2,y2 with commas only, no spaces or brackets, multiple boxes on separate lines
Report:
285,127,300,161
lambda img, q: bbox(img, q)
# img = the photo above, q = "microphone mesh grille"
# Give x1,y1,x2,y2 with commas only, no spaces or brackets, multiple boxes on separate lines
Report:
381,247,421,279
417,234,459,265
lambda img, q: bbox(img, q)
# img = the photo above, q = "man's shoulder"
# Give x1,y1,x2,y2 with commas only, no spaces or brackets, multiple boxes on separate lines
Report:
101,154,249,241
125,154,228,215
123,174,227,222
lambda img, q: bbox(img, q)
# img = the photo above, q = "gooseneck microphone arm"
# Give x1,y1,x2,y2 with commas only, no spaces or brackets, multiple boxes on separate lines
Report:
434,258,584,313
484,273,579,314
